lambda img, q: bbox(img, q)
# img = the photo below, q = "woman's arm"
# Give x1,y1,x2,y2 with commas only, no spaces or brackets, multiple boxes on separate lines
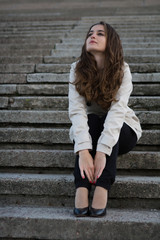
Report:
96,62,133,156
68,62,94,182
68,62,92,153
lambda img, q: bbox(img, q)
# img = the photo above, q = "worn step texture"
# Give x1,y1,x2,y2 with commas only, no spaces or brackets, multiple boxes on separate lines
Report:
0,3,160,240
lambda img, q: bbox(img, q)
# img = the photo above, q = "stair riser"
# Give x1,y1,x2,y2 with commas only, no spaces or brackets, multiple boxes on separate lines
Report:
0,174,159,199
44,55,160,64
0,128,159,145
0,150,159,170
27,73,160,83
35,63,160,73
0,195,160,210
51,49,160,56
0,97,159,110
0,207,159,240
0,111,159,125
0,84,160,96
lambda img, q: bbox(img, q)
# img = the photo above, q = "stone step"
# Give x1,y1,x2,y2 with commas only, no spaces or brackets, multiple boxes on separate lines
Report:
0,27,72,34
0,49,51,56
0,56,43,64
1,72,160,85
0,173,159,208
0,37,63,44
0,64,35,74
0,20,76,28
68,30,160,36
0,74,27,84
27,73,69,83
27,72,160,83
0,96,159,111
0,149,159,170
0,110,159,125
44,55,160,64
64,37,160,43
75,26,160,31
2,28,159,36
35,63,160,73
0,128,159,145
81,15,160,22
78,22,160,27
55,42,160,50
71,27,160,33
66,32,160,38
0,173,159,200
0,206,159,240
51,49,160,56
0,32,68,38
0,83,159,96
0,43,55,49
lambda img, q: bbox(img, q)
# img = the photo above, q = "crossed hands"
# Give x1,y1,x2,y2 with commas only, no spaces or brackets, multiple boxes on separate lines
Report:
79,149,106,184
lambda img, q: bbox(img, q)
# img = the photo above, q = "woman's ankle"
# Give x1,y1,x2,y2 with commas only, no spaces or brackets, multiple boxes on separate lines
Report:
75,187,89,208
92,186,108,209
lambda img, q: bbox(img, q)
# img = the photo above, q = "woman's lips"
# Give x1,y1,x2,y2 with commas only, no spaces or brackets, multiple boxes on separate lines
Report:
89,41,97,44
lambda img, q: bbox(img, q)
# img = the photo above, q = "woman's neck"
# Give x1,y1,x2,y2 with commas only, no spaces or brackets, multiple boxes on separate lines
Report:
93,53,105,70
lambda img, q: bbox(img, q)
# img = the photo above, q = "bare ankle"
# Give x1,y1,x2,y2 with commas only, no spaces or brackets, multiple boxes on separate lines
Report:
75,187,89,208
92,186,108,209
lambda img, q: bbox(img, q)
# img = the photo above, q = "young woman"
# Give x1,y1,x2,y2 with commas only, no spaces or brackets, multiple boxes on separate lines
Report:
68,22,142,217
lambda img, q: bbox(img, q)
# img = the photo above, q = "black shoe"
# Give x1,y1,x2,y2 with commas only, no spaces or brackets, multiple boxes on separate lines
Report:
74,207,89,217
90,207,106,217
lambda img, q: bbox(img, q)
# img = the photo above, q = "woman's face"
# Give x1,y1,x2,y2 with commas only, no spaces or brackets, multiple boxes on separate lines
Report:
86,24,107,55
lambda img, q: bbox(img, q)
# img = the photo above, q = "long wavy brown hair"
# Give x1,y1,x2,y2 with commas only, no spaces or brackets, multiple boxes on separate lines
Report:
73,21,124,110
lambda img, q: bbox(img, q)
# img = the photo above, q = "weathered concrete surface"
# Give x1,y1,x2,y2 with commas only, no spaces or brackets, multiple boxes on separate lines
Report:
1,96,159,110
55,42,160,50
0,49,50,56
0,110,159,124
0,64,35,73
27,73,69,83
0,56,43,64
0,110,70,124
27,72,160,83
44,55,160,64
0,97,8,108
65,37,160,44
0,74,27,83
0,128,159,145
0,173,159,199
0,110,159,125
1,83,159,96
35,63,160,73
0,206,159,240
35,64,70,73
6,96,68,110
0,150,159,170
51,48,160,56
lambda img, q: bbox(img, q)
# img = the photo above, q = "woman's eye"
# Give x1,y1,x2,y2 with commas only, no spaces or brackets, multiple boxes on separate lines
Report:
88,33,92,37
98,33,104,36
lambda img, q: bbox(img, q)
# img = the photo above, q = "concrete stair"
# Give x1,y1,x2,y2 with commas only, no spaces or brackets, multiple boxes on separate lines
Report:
0,3,160,240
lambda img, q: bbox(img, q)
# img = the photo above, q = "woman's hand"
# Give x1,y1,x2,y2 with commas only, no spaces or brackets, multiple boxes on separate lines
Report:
79,150,94,183
94,151,106,182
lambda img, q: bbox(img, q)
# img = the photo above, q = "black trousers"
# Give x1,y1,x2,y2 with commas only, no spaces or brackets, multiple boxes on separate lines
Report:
74,113,137,191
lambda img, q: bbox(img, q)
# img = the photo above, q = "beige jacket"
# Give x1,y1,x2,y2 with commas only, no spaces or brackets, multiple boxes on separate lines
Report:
68,61,142,156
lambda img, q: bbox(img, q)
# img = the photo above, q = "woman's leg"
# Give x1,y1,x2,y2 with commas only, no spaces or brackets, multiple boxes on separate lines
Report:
74,114,102,208
93,121,137,209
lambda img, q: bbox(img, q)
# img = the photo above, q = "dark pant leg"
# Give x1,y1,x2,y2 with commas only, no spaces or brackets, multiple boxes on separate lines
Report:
96,121,138,190
74,114,138,191
74,114,102,190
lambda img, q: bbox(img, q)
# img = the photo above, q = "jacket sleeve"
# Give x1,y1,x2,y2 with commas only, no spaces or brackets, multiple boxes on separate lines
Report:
68,62,92,153
96,63,133,156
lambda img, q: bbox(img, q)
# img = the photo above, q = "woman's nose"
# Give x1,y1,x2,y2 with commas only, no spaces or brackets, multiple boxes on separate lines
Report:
91,34,96,39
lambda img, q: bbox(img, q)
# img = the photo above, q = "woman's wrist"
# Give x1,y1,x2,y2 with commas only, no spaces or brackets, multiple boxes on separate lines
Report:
96,151,106,156
79,149,89,156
